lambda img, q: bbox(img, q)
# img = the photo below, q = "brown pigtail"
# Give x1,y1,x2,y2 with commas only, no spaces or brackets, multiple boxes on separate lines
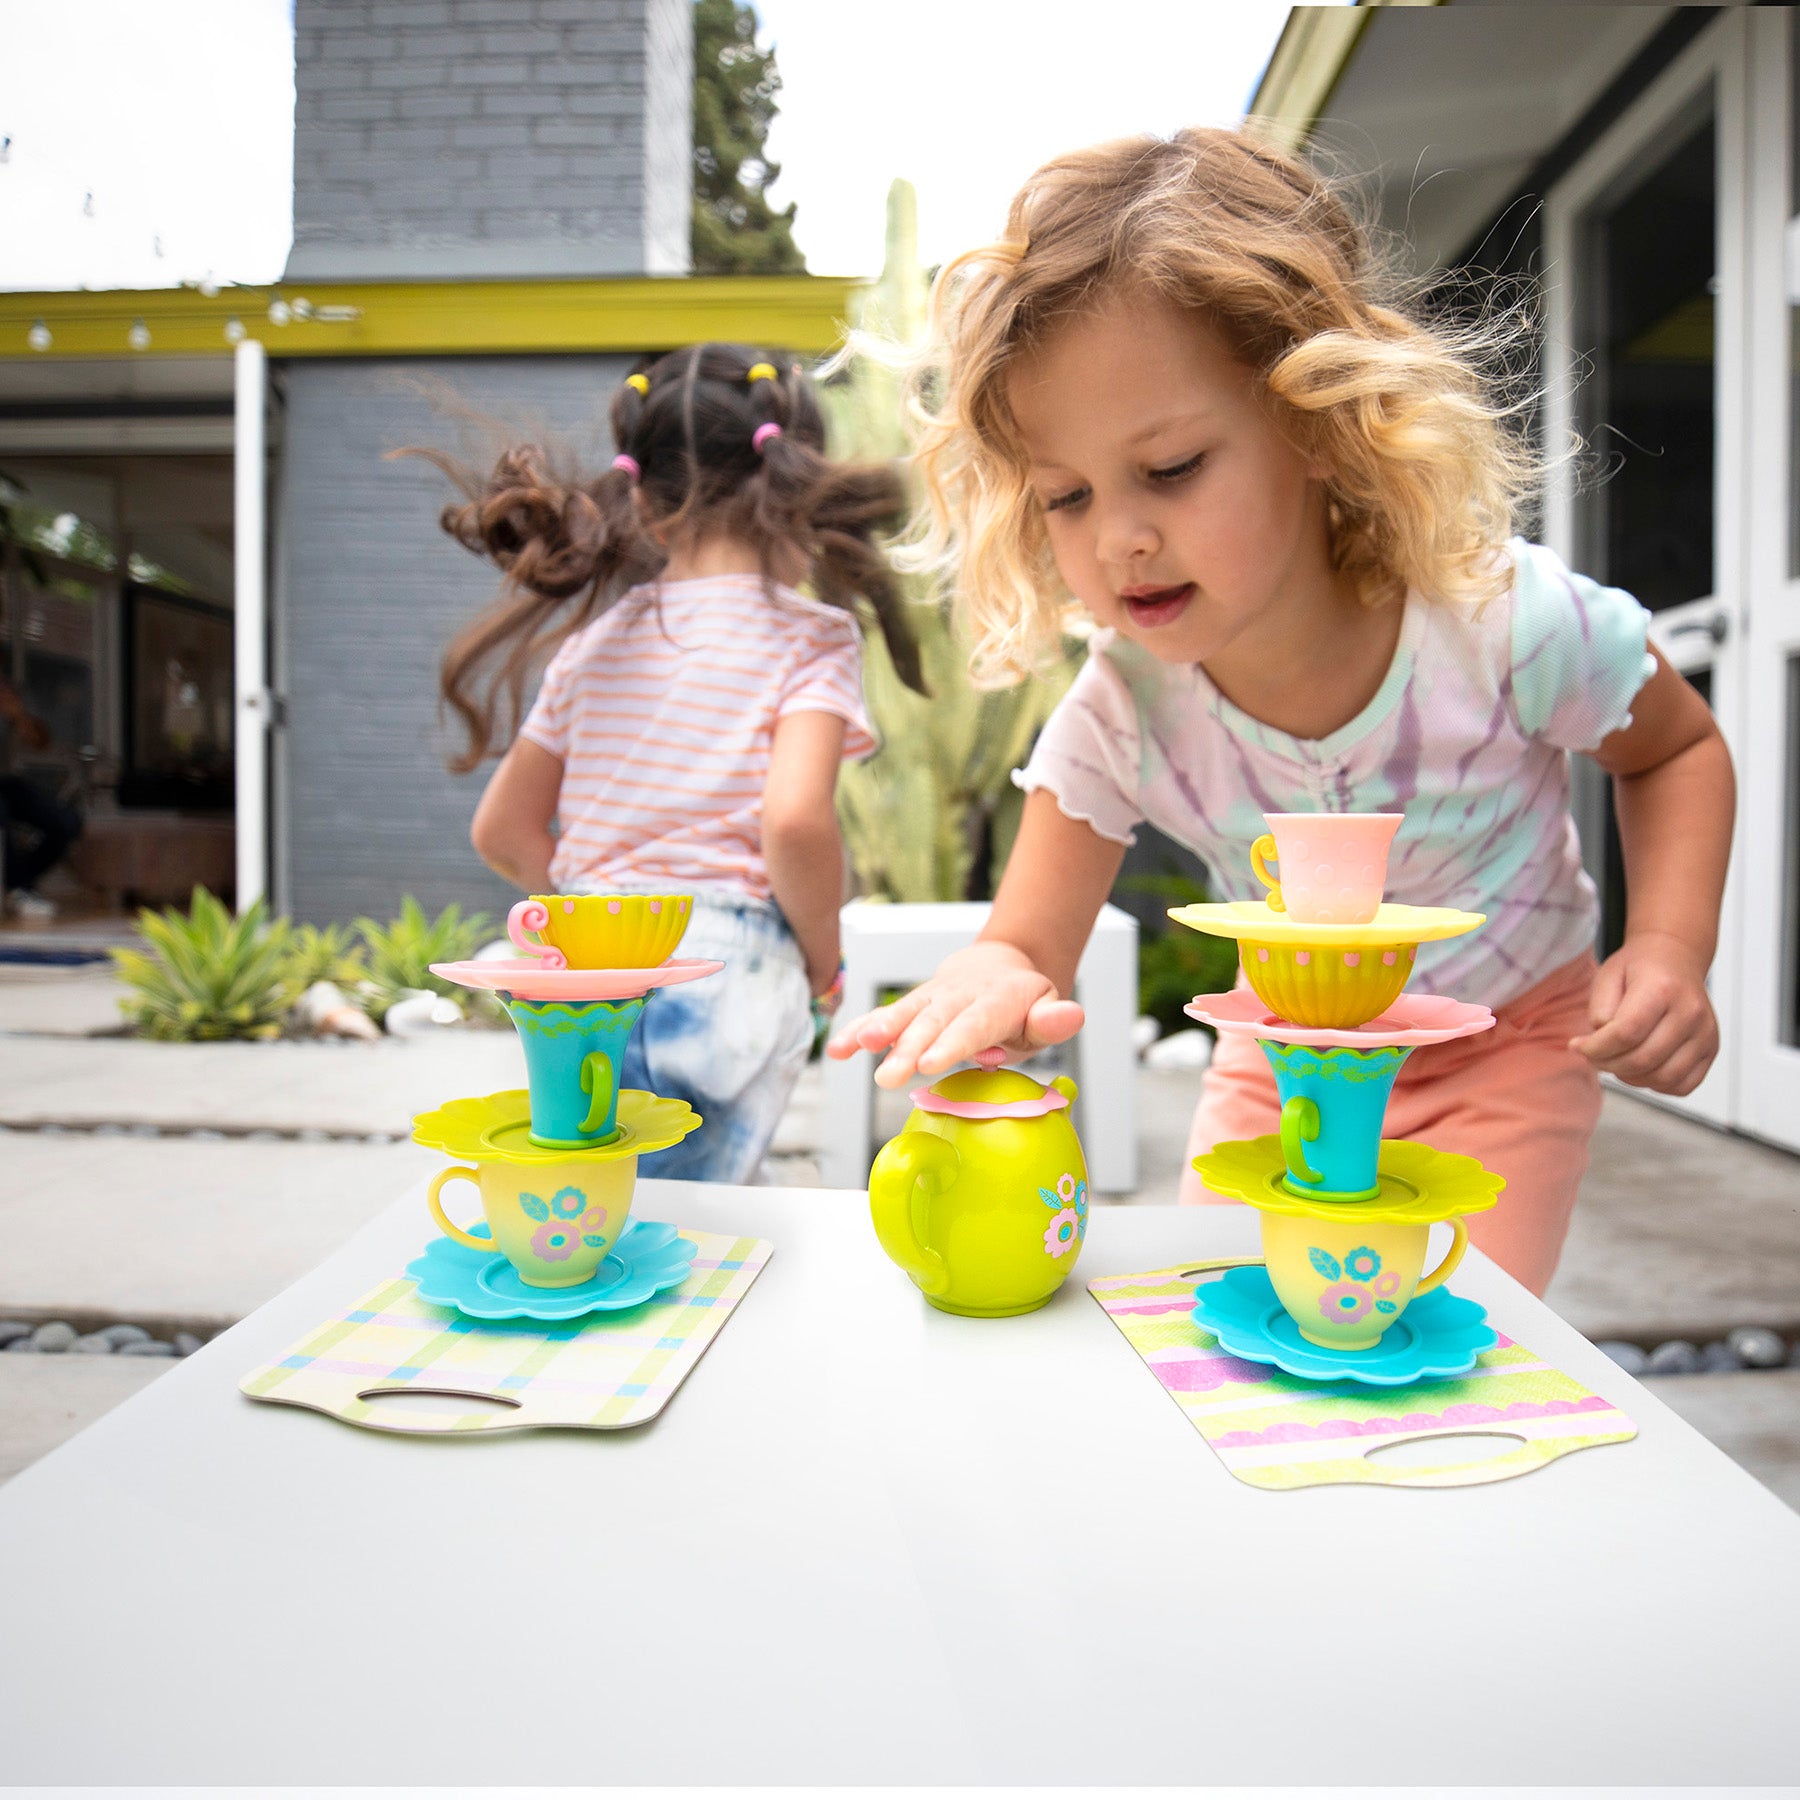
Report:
410,342,928,774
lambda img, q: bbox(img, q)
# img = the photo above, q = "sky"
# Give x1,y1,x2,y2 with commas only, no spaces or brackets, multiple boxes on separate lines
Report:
0,0,1296,290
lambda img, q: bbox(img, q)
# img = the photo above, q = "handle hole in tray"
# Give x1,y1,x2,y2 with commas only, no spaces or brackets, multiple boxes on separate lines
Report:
1363,1431,1526,1470
358,1386,521,1416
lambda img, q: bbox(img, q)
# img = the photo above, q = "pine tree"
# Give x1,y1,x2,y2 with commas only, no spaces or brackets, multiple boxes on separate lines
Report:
691,0,806,275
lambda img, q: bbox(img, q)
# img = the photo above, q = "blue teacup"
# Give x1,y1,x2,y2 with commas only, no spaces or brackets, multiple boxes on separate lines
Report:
1259,1041,1412,1200
502,995,647,1149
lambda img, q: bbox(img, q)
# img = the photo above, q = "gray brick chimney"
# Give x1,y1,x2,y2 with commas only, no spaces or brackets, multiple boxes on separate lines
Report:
285,0,693,280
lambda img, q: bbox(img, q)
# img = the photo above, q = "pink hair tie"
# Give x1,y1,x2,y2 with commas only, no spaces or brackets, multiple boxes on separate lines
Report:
751,422,782,454
611,453,640,481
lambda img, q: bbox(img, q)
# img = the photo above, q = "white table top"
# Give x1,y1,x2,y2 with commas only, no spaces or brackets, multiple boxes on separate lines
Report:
2,1183,1797,1786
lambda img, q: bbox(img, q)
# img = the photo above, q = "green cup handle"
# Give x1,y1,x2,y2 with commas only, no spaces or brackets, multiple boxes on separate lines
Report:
579,1051,616,1135
1279,1096,1324,1186
867,1130,957,1297
1414,1217,1469,1296
427,1165,491,1251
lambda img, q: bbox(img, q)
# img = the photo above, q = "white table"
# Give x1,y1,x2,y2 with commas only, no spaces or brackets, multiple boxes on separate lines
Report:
823,899,1140,1192
2,1184,1798,1786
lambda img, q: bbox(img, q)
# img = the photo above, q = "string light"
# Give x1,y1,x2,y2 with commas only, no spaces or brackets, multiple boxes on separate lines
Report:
223,316,246,345
127,318,150,350
267,297,291,326
27,320,51,352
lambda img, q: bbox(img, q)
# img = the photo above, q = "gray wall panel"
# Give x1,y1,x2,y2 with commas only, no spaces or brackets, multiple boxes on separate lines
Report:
275,355,632,925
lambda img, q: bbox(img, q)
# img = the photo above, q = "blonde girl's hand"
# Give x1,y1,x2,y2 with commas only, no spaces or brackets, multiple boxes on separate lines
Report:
1569,931,1720,1096
825,940,1085,1090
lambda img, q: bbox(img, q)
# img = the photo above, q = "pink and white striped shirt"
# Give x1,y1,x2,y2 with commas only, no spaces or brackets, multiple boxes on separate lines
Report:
519,574,875,900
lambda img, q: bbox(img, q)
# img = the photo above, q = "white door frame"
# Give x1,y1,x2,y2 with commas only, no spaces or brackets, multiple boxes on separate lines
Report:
232,338,271,912
1737,6,1800,1149
1542,11,1750,1135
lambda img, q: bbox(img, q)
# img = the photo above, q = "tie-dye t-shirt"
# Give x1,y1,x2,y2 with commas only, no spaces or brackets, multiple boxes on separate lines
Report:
1015,540,1654,1008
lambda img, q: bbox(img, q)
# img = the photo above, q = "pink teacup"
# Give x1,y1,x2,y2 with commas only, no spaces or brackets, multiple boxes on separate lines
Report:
1250,813,1403,925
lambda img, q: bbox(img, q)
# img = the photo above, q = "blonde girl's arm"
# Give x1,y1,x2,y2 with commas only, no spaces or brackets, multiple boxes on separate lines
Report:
470,736,562,893
1572,645,1734,1095
829,788,1124,1089
763,709,853,996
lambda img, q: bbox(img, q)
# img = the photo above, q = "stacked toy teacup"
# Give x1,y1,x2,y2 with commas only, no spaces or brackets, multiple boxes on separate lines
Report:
1174,814,1506,1383
403,895,723,1320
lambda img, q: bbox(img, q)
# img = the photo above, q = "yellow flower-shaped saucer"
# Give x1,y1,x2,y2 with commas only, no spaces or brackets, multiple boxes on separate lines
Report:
1168,900,1485,947
413,1088,701,1164
1192,1134,1503,1225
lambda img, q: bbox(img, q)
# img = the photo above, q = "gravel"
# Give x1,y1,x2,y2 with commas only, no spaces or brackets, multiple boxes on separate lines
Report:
0,1319,208,1357
1728,1326,1788,1369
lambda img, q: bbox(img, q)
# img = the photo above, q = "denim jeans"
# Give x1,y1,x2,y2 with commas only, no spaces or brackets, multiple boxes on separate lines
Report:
615,892,813,1183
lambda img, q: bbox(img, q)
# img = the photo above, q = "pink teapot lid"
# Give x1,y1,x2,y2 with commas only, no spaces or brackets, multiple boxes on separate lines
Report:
909,1068,1071,1120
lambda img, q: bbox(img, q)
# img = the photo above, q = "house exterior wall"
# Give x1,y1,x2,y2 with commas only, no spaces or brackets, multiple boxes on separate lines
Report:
286,0,693,280
273,355,632,925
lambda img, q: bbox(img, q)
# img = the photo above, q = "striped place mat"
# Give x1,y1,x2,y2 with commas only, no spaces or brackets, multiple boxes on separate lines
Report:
241,1231,771,1436
1091,1263,1636,1490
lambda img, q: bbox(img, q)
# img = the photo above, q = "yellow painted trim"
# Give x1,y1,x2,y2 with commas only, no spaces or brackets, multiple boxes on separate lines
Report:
1248,1,1444,154
0,275,865,362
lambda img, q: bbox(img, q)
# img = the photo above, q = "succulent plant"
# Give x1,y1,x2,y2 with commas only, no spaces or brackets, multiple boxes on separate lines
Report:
112,888,298,1042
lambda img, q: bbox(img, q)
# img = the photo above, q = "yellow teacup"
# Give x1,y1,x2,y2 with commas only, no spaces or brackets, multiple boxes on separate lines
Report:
1260,1210,1468,1351
507,894,692,970
427,1153,637,1287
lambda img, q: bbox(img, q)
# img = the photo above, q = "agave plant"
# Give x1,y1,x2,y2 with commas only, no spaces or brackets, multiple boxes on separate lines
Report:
281,921,369,993
354,896,492,1025
112,888,298,1042
821,179,1079,901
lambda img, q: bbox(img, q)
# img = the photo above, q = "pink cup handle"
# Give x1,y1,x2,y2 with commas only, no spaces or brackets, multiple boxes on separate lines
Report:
507,899,568,969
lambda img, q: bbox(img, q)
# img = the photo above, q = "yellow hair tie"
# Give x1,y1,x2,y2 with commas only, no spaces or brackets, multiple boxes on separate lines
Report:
746,362,778,384
625,373,649,394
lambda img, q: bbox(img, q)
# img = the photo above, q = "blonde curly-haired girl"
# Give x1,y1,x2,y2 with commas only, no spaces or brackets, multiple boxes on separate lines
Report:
830,127,1731,1293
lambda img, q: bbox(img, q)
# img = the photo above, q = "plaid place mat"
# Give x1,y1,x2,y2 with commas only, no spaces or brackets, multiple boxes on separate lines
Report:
241,1231,771,1435
1091,1263,1636,1491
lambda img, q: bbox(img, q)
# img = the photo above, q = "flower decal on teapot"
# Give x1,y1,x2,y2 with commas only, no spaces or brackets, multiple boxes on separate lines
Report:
1308,1243,1398,1319
1039,1170,1089,1258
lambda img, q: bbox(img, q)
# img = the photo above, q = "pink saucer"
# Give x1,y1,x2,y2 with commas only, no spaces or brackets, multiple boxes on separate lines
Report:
1183,989,1495,1049
429,957,724,1002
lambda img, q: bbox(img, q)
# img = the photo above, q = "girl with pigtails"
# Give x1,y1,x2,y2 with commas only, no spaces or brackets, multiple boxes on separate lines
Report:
829,127,1733,1294
420,342,925,1183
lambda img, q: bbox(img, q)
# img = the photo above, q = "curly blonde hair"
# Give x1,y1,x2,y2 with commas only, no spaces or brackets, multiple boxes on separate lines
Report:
899,126,1540,682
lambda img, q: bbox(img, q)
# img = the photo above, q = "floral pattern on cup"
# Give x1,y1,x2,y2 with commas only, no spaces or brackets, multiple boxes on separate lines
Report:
530,1220,582,1263
1309,1243,1400,1320
1038,1171,1089,1257
521,1185,610,1250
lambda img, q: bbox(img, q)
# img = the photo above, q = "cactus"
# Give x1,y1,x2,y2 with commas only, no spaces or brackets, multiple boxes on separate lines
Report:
822,179,1077,902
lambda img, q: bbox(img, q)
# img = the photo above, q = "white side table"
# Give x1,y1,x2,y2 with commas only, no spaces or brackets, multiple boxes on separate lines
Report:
821,899,1139,1192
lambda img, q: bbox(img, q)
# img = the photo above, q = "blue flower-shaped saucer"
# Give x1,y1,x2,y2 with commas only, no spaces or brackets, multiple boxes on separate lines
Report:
1191,1265,1497,1386
406,1219,698,1322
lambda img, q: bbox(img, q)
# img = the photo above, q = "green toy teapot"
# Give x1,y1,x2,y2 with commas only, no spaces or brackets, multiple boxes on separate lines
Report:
867,1068,1089,1317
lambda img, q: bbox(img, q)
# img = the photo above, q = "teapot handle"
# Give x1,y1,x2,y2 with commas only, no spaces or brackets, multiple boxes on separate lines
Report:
868,1130,958,1297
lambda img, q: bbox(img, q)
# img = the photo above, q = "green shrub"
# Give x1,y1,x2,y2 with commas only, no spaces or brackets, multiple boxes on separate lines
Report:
354,897,491,1024
281,922,368,993
1119,872,1241,1038
112,889,298,1042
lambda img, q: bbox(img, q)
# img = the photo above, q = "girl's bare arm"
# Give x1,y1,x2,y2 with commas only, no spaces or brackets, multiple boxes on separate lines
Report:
469,737,562,893
1576,646,1734,1094
763,709,850,996
830,788,1125,1088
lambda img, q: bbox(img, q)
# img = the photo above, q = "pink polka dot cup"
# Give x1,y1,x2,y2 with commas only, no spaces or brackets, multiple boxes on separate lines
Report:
1249,813,1403,925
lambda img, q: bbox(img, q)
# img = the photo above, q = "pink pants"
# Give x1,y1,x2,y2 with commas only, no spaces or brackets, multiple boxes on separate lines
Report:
1180,952,1603,1296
